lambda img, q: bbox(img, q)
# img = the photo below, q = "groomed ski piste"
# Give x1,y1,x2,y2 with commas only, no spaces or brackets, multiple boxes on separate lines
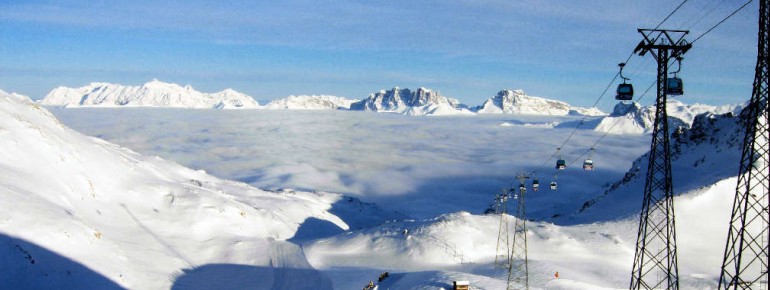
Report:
0,89,745,289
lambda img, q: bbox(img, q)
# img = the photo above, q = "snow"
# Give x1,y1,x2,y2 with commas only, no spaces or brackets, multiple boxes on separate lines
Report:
475,89,604,116
0,90,391,289
4,83,749,289
39,80,260,109
592,100,743,135
350,87,471,116
263,95,358,110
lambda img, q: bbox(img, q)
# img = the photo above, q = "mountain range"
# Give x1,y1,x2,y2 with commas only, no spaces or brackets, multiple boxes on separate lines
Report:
40,80,260,109
40,80,604,116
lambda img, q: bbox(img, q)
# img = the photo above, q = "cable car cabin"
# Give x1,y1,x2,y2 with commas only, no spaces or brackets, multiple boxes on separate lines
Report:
666,77,683,95
556,159,566,170
550,181,558,190
616,83,634,101
583,159,594,171
532,179,540,191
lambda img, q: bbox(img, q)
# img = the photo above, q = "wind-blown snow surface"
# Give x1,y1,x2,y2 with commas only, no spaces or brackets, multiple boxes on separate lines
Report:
0,90,408,289
263,95,358,110
40,80,260,109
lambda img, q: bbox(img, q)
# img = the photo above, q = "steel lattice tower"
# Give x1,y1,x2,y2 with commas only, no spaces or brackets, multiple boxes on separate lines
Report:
508,174,529,290
495,188,511,268
629,29,691,290
719,0,770,288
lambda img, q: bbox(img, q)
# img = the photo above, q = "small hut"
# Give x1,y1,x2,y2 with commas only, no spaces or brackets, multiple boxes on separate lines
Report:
453,280,470,290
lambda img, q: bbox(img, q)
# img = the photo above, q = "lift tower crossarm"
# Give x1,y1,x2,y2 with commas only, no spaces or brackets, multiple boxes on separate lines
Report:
634,29,692,58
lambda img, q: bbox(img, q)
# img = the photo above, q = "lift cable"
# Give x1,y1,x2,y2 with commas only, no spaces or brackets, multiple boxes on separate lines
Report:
692,0,754,43
525,0,739,180
530,1,693,176
530,50,638,175
654,0,691,30
563,80,657,170
684,0,729,30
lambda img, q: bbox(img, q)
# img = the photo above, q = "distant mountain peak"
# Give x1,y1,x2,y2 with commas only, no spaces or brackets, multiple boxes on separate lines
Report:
264,95,359,110
349,86,471,116
475,89,603,116
40,80,259,109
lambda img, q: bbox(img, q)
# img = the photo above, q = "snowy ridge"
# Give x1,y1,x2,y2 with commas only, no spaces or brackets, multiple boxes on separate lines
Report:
350,87,472,116
593,100,743,134
40,80,259,109
0,89,391,289
573,109,743,224
475,89,604,116
263,95,358,110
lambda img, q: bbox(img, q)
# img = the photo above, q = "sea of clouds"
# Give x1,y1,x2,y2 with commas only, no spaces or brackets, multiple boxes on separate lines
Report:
50,108,650,218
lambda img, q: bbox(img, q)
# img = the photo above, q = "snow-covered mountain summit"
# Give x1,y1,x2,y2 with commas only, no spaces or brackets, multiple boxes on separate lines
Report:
264,95,358,110
40,80,259,109
350,87,471,116
475,89,604,116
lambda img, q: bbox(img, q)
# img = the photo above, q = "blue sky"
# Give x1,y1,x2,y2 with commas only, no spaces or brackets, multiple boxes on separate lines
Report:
0,0,759,110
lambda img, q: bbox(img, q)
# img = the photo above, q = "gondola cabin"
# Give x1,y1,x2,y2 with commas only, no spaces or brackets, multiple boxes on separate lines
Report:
666,77,683,95
532,179,540,191
616,83,634,101
556,159,566,170
583,159,594,171
550,181,557,190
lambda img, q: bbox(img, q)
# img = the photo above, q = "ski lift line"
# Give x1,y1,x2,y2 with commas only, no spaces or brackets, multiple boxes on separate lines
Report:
551,80,656,177
531,48,674,178
572,80,657,167
654,0,691,31
524,0,689,179
691,0,753,43
530,58,629,177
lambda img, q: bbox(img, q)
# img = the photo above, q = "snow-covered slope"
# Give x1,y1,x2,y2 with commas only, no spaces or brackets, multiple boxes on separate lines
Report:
350,87,472,116
307,174,737,289
0,89,404,289
263,95,358,110
475,89,604,116
571,109,743,224
40,80,259,109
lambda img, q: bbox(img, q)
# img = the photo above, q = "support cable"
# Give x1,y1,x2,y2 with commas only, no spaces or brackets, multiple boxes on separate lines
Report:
692,0,754,43
654,0,691,30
